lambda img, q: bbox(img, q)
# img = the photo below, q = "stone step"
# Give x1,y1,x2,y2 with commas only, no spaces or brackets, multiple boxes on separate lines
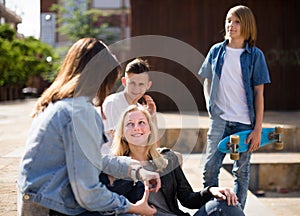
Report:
157,112,300,153
223,153,300,192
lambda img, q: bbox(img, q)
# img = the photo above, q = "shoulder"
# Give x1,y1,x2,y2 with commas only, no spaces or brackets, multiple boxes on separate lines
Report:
209,41,226,52
211,41,225,49
205,41,226,59
103,92,126,108
157,147,179,163
250,46,265,57
103,92,123,103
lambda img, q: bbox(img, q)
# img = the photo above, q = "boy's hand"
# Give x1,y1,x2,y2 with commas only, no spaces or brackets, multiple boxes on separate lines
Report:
246,127,262,152
143,95,156,115
133,94,157,116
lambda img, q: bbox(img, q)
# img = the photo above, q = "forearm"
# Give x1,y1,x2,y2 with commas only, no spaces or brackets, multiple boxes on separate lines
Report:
253,84,264,130
203,79,211,112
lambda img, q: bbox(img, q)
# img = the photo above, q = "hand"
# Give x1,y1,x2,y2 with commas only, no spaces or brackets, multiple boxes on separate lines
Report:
143,95,156,115
209,187,239,206
246,127,262,152
132,94,157,116
128,185,157,215
138,168,161,192
132,93,145,105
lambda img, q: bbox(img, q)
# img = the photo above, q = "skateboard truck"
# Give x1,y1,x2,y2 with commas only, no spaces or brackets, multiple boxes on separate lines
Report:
228,135,240,160
271,126,284,150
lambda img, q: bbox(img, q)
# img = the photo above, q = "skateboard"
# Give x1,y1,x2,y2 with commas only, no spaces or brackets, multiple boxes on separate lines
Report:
218,126,284,160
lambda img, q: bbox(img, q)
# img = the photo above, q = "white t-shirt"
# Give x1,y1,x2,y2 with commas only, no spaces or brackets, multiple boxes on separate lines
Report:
101,91,129,132
98,91,129,154
215,46,251,124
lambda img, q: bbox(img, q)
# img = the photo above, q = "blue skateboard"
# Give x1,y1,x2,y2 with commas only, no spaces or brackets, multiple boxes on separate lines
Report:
218,126,284,160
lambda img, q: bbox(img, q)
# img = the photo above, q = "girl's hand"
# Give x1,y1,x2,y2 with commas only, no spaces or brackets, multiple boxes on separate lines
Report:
246,127,262,152
128,185,156,215
209,187,239,206
138,168,161,192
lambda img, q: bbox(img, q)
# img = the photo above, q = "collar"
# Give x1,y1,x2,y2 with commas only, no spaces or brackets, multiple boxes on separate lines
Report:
222,39,251,53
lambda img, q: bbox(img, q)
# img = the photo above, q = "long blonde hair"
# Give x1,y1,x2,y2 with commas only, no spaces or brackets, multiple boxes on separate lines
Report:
225,5,257,47
32,38,122,117
111,105,168,171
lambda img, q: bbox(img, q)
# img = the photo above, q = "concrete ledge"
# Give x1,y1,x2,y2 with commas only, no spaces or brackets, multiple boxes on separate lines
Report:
157,112,300,153
223,153,300,192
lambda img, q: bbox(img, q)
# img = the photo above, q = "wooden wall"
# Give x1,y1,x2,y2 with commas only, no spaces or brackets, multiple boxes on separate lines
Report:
130,0,300,111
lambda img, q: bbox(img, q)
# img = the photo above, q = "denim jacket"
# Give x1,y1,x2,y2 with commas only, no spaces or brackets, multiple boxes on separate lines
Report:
198,40,271,126
18,97,132,215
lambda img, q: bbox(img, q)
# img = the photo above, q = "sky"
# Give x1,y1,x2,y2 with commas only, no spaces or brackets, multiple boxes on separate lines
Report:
5,0,40,38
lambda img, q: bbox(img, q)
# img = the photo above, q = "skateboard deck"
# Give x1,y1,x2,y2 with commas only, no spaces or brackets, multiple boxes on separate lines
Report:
218,126,284,160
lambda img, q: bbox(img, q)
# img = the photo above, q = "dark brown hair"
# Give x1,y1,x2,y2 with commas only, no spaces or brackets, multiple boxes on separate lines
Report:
125,58,150,74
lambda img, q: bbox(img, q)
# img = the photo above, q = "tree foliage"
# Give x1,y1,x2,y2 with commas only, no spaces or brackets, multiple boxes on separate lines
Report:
51,0,118,44
0,24,59,87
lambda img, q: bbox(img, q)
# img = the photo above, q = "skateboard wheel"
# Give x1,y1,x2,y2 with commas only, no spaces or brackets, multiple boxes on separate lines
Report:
275,126,284,134
230,152,239,160
230,135,240,144
274,142,284,150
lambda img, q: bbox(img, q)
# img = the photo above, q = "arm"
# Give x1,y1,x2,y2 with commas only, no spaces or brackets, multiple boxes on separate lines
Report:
167,151,238,208
203,78,211,114
66,102,160,214
247,84,264,152
161,150,213,209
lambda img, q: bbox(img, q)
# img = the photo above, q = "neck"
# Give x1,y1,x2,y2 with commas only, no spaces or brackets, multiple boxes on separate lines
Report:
128,145,149,162
227,38,245,49
124,92,133,104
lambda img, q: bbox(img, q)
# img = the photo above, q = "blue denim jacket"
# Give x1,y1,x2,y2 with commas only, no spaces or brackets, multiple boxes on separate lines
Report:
18,96,132,215
198,40,271,126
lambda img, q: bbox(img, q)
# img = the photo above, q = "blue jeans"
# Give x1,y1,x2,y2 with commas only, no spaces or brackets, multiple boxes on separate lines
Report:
194,199,245,216
203,117,252,210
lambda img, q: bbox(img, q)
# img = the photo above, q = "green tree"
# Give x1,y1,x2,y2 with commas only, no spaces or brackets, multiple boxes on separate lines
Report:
0,25,58,87
51,0,118,44
0,24,16,41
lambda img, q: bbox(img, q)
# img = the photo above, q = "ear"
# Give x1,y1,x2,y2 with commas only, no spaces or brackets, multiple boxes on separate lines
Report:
147,81,152,90
121,77,127,87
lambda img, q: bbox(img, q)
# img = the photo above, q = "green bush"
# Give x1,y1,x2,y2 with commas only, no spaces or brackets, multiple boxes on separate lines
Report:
0,24,59,87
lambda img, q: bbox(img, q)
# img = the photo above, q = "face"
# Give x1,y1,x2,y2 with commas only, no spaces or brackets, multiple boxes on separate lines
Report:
123,110,151,146
225,13,243,40
122,73,152,102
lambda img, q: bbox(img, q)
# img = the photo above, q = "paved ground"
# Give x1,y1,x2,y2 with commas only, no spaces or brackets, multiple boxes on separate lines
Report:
0,98,299,215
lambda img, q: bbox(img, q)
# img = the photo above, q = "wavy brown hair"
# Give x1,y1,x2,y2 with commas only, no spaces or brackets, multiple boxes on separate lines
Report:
32,38,122,117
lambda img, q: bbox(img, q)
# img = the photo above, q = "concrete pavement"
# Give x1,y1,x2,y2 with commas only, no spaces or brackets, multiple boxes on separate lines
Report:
0,98,299,215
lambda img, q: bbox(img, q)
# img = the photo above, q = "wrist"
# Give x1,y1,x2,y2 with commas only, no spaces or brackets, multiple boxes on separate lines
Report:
130,164,143,183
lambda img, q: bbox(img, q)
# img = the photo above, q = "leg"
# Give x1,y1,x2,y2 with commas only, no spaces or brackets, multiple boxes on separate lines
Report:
203,118,226,187
194,199,245,216
232,152,251,210
224,122,252,210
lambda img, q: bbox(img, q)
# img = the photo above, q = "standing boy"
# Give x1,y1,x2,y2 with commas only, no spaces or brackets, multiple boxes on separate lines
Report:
198,5,270,209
